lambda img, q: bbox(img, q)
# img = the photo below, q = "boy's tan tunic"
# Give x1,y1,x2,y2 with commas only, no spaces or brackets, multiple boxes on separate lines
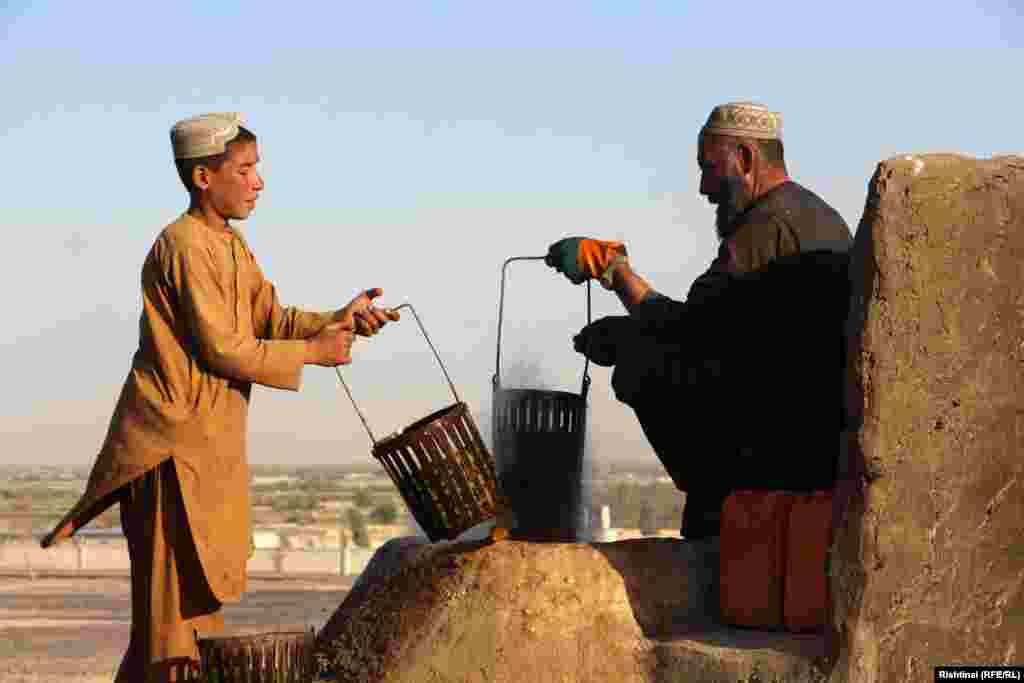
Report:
43,212,334,602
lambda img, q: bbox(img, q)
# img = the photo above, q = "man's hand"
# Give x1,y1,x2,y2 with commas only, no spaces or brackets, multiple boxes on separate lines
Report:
546,238,628,287
573,315,635,367
306,321,356,367
337,287,401,337
546,237,588,284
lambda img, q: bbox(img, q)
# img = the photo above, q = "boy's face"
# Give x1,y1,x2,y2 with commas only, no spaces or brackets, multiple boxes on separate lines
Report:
197,140,264,221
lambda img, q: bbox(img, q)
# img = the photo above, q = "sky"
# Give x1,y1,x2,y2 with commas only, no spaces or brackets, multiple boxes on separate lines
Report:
1,2,1022,467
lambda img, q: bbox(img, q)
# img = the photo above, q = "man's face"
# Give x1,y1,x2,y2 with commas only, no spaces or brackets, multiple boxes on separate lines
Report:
697,135,752,239
200,140,264,221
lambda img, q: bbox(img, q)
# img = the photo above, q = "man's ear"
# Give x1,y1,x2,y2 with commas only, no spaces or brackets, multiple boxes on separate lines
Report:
192,165,211,191
737,141,756,176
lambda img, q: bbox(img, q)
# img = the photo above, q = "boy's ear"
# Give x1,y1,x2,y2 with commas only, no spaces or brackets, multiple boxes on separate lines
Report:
192,165,211,191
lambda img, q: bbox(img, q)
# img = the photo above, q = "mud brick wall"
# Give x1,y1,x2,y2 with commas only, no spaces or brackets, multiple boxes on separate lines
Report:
832,154,1024,682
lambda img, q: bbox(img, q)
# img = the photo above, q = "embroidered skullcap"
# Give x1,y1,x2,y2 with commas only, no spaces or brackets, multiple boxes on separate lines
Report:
701,101,782,141
170,112,247,159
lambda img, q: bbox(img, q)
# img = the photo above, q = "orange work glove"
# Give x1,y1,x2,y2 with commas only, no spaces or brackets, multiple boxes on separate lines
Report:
580,239,628,287
546,237,628,286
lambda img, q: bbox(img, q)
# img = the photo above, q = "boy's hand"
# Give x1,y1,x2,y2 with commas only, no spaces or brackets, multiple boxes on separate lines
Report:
338,288,401,336
307,321,356,366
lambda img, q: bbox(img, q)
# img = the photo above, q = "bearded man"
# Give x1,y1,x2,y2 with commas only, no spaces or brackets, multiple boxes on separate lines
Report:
547,102,853,539
40,112,399,681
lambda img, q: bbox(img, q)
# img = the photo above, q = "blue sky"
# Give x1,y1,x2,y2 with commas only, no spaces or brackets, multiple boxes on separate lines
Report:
1,2,1021,465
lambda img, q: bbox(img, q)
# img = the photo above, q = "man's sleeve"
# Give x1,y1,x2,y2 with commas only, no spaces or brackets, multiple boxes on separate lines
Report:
628,262,732,338
173,243,308,391
252,267,336,341
628,293,689,337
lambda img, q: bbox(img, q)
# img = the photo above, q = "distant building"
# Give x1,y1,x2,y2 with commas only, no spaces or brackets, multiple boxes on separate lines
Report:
252,475,297,486
322,528,349,548
314,523,412,549
252,529,282,550
78,531,125,544
591,505,616,542
280,528,325,550
366,524,411,547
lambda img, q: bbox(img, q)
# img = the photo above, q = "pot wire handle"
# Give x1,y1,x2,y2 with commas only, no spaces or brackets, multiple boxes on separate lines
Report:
494,256,592,397
336,302,460,446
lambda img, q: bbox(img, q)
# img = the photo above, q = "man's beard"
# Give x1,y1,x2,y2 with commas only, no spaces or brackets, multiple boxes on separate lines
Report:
713,174,753,240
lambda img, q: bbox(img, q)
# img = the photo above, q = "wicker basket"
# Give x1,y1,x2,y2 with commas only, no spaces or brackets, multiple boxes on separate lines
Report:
372,401,499,541
336,304,500,542
195,629,316,683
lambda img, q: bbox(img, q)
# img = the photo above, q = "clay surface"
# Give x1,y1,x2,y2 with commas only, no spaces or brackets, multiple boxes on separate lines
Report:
317,537,833,682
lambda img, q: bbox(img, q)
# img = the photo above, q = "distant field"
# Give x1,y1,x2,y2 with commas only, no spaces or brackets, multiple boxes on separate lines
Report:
0,462,687,538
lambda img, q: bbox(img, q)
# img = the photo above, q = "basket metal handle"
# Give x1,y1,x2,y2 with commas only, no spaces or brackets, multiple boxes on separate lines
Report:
335,303,460,446
493,255,592,397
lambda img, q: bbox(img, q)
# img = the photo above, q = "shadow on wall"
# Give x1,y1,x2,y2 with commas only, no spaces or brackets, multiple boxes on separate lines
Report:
590,537,720,639
826,176,877,672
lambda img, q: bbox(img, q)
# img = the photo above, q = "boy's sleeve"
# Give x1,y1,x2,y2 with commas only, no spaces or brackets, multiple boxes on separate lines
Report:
252,264,336,341
172,242,308,390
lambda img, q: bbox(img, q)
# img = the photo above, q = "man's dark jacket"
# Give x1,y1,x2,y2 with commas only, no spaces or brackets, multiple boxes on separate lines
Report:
589,181,853,538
